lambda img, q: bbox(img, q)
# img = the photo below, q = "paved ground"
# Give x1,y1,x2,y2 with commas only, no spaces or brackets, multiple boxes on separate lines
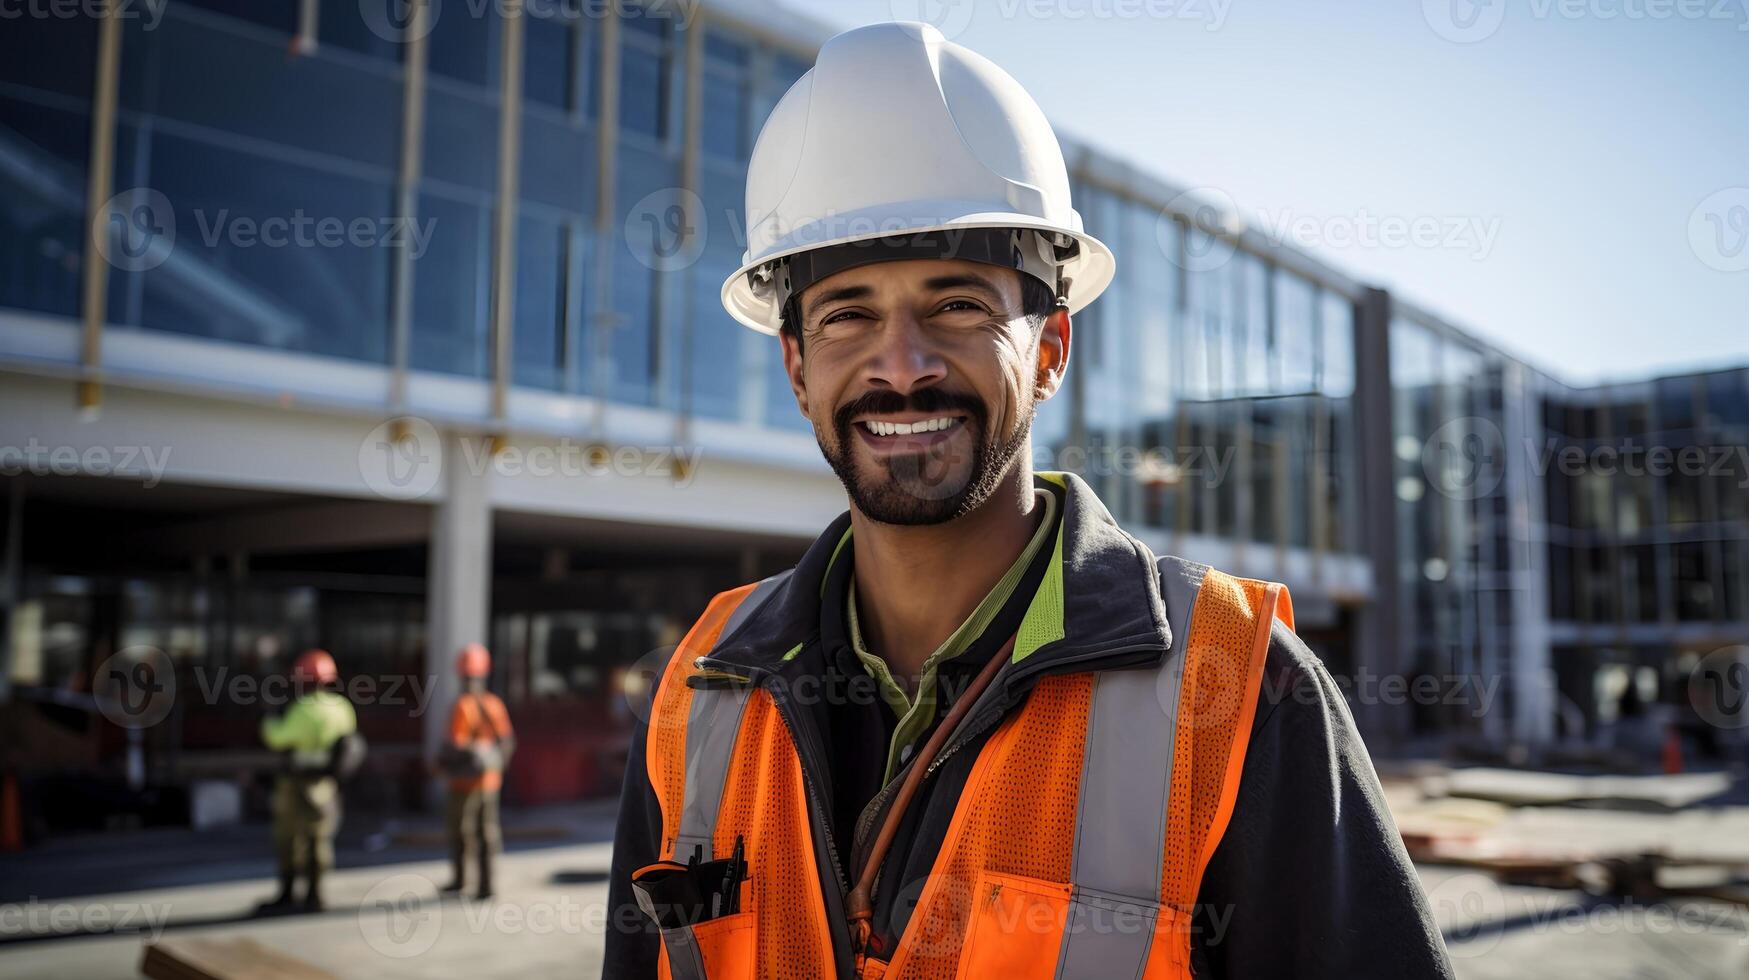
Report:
3,805,1748,978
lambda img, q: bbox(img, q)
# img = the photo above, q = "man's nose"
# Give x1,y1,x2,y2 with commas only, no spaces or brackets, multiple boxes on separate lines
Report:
861,314,947,395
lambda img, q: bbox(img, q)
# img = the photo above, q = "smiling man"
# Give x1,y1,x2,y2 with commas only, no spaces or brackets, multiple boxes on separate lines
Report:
603,21,1453,980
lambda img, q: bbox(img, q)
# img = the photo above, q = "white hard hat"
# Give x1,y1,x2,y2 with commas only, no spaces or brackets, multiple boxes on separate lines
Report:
720,21,1115,335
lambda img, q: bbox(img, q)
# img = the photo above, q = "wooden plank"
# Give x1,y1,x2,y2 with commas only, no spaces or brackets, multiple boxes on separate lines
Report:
140,939,338,980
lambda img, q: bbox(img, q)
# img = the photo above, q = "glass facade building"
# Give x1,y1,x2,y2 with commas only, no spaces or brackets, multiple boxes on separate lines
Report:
1,1,1744,821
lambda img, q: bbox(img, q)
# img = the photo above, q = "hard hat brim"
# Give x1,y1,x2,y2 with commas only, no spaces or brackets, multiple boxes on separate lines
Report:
721,212,1114,335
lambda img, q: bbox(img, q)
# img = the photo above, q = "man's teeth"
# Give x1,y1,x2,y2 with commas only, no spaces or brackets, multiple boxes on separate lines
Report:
861,417,961,437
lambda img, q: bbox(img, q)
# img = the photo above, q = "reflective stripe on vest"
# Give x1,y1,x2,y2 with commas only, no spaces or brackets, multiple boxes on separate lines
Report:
647,559,1291,980
672,572,785,861
1052,557,1206,976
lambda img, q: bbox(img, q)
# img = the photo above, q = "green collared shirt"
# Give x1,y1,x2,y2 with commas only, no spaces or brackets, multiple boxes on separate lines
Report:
846,487,1060,783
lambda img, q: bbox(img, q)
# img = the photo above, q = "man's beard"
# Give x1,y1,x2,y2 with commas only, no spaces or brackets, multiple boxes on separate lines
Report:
817,387,1032,526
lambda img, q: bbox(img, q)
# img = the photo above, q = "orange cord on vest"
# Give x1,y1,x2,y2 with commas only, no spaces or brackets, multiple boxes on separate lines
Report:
845,633,1017,955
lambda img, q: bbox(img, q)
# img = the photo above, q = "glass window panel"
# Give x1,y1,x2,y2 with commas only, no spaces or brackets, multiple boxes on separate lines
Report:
411,192,492,376
525,10,580,110
0,8,95,99
423,84,499,191
120,14,403,171
513,216,570,391
108,127,393,362
520,111,596,214
181,0,298,34
1319,290,1355,398
428,4,500,87
323,0,407,62
620,36,670,140
703,66,749,160
0,92,88,319
1273,269,1316,394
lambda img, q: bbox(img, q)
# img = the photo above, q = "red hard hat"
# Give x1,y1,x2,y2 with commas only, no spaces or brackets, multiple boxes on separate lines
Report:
457,643,491,679
292,649,338,685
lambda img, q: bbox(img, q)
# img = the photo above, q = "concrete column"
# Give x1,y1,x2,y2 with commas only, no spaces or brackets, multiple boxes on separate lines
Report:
1353,287,1404,741
424,432,493,790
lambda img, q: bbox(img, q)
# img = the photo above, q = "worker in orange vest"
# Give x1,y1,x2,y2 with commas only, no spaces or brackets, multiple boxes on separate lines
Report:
603,22,1452,980
438,643,514,900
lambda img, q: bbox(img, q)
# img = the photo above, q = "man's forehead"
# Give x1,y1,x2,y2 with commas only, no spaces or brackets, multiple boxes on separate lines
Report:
800,259,1021,315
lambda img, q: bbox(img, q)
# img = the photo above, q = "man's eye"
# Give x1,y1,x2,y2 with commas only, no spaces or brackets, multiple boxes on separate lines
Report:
820,309,868,326
936,299,986,315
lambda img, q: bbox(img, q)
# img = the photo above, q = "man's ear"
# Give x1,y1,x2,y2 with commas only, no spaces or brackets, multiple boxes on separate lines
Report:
1034,306,1071,402
780,330,810,417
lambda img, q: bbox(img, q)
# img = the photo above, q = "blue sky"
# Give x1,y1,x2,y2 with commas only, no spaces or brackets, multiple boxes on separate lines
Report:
802,0,1749,384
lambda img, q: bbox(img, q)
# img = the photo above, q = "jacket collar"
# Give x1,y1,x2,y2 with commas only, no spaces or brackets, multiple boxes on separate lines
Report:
703,471,1172,675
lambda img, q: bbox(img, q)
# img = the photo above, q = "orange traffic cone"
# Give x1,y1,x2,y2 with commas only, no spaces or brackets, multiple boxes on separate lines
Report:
1662,726,1684,775
1,772,21,852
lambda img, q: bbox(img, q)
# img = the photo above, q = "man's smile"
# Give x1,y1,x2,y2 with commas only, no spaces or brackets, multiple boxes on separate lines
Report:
851,414,969,455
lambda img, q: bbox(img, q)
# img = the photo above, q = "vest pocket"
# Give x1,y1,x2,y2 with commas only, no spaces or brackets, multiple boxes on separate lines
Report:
952,871,1073,980
657,910,755,980
951,870,1191,980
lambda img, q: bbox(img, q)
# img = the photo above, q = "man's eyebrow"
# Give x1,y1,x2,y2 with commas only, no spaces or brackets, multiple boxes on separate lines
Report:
923,274,1006,301
804,284,873,320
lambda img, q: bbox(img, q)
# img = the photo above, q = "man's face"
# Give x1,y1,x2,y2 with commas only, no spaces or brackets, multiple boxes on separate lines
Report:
779,258,1070,525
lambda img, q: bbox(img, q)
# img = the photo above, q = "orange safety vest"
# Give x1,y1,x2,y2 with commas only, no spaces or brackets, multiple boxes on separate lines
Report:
638,557,1292,980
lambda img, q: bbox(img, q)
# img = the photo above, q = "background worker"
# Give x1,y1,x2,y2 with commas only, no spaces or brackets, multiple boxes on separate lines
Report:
439,643,514,901
258,648,358,913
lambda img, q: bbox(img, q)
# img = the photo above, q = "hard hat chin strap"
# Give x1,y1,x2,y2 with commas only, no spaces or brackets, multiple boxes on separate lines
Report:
751,228,1078,320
